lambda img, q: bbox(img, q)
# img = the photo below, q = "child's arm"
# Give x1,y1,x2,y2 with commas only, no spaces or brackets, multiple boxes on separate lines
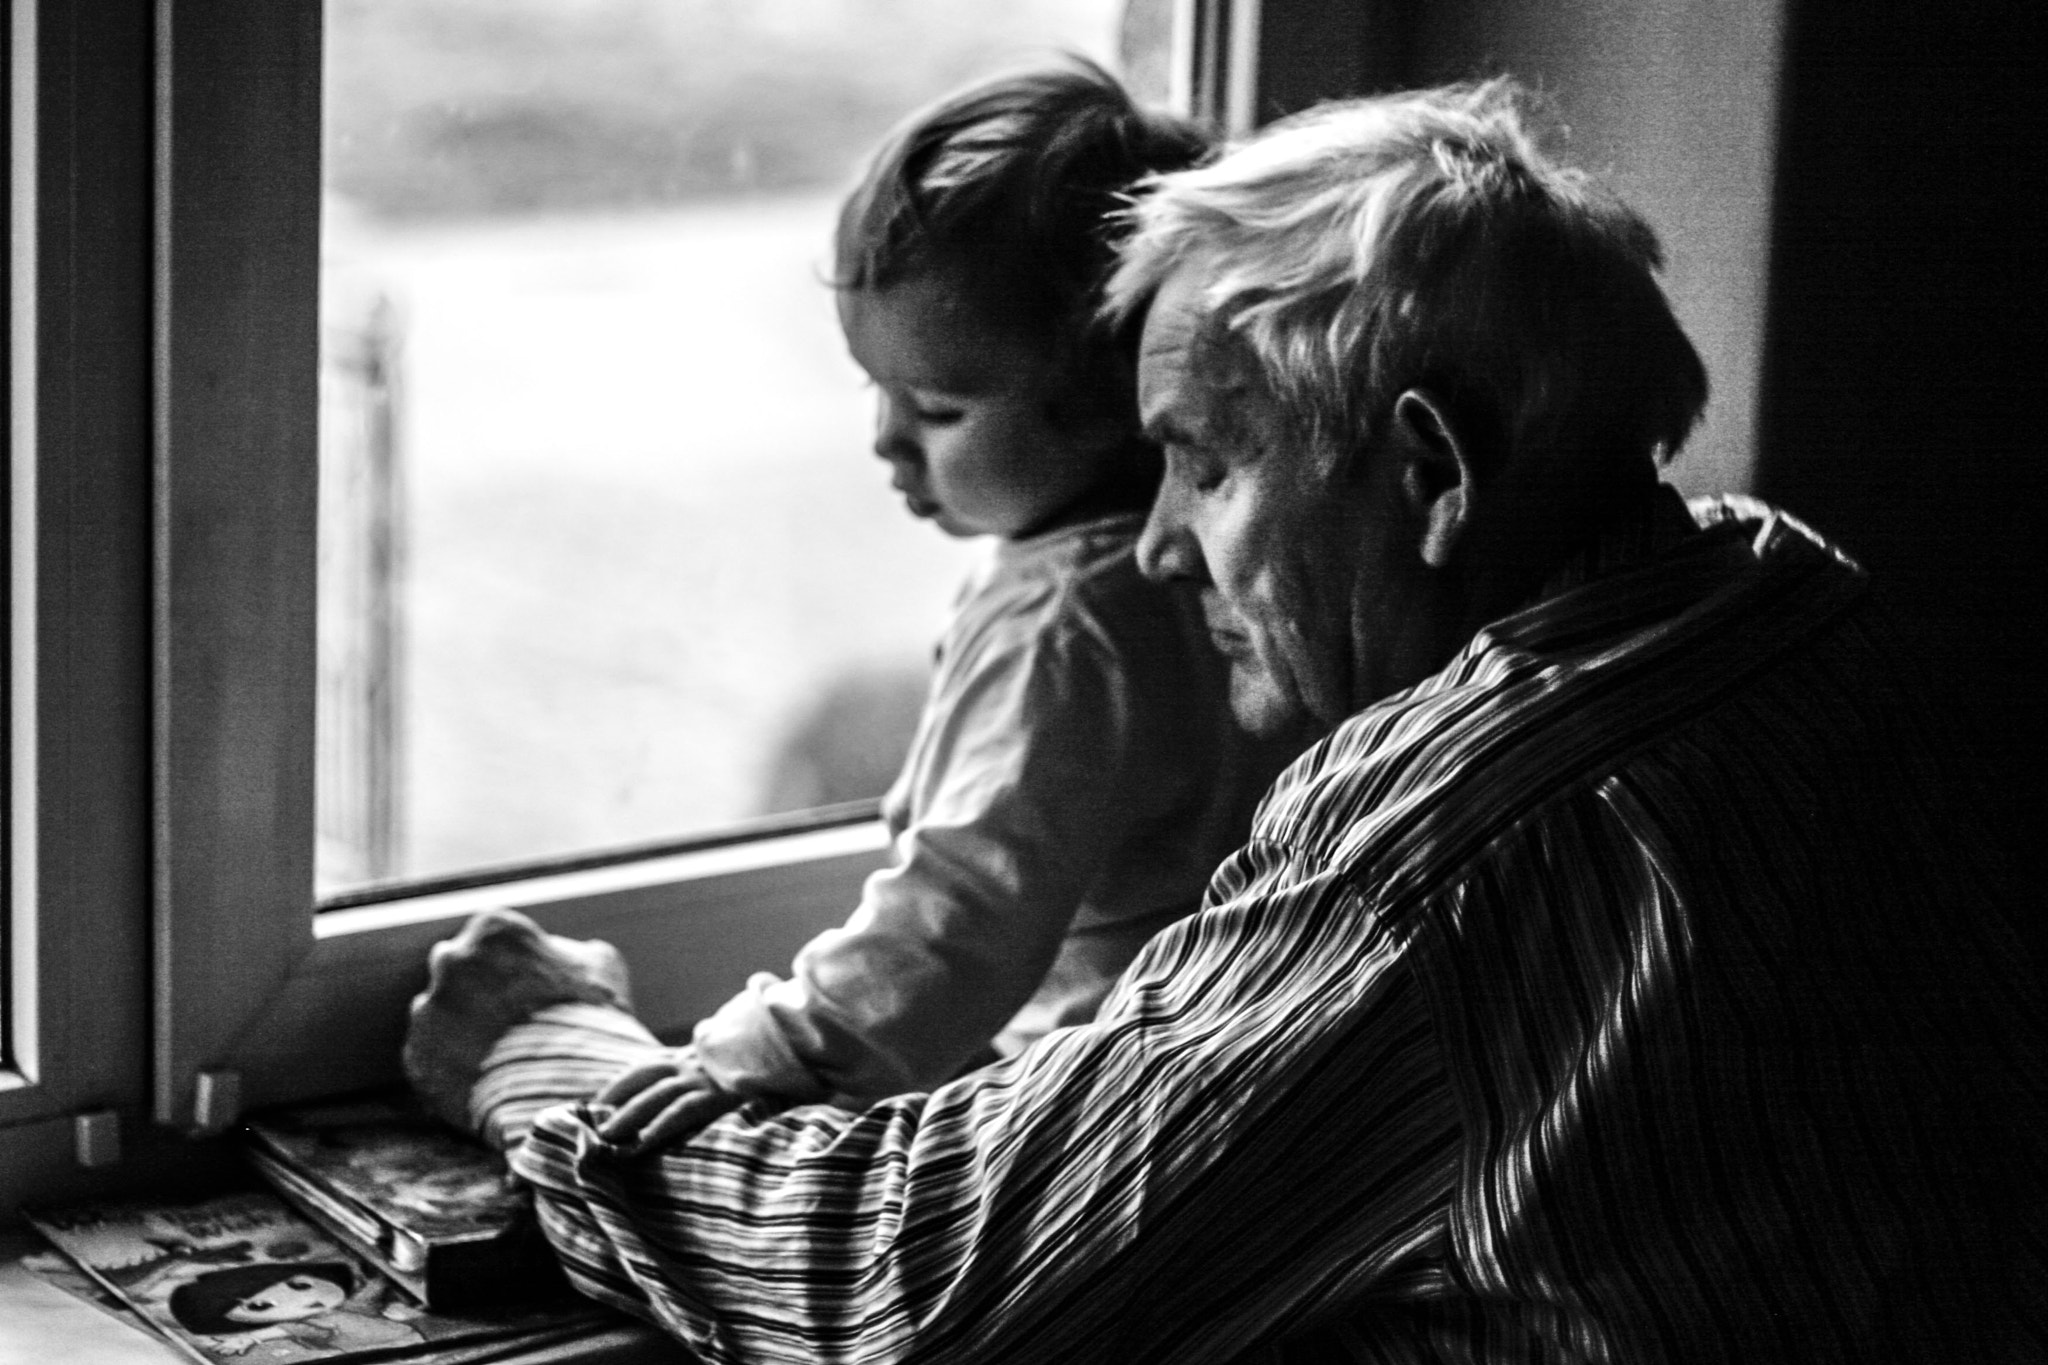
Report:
690,588,1187,1106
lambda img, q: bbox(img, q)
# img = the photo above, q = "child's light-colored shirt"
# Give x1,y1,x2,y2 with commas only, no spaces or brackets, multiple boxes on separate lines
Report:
691,510,1289,1102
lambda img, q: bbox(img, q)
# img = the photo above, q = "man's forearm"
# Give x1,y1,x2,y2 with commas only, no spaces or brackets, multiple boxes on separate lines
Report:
489,936,1457,1365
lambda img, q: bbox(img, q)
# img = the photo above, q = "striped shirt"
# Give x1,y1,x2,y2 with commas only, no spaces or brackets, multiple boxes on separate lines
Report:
477,487,2042,1363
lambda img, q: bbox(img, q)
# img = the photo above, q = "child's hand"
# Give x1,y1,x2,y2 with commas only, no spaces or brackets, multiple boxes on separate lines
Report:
592,1047,741,1153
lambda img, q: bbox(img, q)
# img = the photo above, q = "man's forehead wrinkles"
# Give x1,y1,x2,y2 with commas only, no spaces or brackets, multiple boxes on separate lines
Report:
1141,369,1215,440
1138,317,1198,375
1140,264,1256,454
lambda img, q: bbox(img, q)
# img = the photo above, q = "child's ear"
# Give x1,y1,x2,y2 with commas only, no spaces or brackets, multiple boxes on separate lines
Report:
1388,388,1475,570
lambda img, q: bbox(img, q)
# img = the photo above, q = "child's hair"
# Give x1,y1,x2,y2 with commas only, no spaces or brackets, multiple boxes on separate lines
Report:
835,58,1212,420
168,1261,354,1335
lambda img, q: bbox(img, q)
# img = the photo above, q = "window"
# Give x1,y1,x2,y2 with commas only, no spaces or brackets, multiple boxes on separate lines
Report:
313,2,1158,894
0,0,1287,1196
151,0,1197,1134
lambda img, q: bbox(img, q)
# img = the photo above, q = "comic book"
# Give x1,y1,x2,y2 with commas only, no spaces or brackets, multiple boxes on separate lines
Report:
24,1189,604,1365
239,1092,567,1310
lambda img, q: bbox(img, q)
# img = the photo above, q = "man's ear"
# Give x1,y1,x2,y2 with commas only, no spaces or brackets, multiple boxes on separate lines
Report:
1389,388,1475,569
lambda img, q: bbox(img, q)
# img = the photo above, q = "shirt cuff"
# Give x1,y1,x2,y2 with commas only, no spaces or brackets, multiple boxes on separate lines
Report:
472,1001,665,1151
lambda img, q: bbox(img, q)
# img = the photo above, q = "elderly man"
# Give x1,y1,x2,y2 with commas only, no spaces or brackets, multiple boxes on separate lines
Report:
405,81,2039,1363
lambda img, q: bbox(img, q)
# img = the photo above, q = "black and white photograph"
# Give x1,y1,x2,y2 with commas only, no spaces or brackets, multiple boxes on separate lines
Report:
2,1,2038,1361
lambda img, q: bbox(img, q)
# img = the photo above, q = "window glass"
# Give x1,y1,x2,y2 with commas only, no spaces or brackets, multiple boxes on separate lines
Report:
318,0,1149,895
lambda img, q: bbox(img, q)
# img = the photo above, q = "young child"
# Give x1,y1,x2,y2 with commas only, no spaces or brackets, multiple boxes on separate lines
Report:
594,61,1296,1146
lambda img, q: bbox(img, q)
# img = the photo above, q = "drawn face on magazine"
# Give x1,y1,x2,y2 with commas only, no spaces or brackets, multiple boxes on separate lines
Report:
221,1269,347,1323
169,1261,424,1360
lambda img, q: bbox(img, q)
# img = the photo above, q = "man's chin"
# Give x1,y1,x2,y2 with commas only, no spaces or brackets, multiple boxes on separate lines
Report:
1228,670,1313,738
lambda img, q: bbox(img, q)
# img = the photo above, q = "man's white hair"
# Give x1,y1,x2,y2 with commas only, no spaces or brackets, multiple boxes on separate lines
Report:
1106,79,1706,478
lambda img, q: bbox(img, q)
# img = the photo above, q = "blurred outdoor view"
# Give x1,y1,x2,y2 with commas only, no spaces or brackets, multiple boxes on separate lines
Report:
316,0,1167,896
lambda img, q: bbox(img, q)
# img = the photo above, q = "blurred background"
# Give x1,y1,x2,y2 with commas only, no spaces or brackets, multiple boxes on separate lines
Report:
316,0,1168,895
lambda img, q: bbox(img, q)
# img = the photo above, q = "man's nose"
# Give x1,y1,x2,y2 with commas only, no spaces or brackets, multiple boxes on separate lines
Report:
1136,483,1199,582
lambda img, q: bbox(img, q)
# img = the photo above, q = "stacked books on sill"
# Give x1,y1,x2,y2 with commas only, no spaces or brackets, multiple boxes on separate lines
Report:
21,1092,622,1365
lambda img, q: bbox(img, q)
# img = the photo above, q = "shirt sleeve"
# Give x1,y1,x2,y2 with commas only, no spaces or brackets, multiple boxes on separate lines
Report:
469,1002,667,1151
486,867,1461,1365
692,602,1191,1103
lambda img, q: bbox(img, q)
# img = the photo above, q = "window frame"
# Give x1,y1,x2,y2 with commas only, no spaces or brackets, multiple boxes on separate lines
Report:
0,0,155,1190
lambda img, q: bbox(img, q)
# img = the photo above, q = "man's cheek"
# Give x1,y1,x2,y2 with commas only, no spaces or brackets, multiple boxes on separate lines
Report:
1259,576,1346,726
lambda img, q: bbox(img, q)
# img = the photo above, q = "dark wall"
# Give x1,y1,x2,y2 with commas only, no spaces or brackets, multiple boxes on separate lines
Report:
1753,0,2043,896
1259,0,2040,903
1401,0,1786,502
1253,0,1785,500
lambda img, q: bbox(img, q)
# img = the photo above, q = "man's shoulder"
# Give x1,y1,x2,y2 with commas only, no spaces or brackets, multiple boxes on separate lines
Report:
1262,505,1878,889
1251,669,1524,874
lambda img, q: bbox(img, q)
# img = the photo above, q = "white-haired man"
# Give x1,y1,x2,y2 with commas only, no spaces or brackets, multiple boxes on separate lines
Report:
404,82,2039,1363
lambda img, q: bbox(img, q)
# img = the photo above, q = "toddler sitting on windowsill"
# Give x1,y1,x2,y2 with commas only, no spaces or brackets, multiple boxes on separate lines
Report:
409,61,1299,1151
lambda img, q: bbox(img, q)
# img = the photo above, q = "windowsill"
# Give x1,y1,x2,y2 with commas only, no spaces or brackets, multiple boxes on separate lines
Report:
0,1236,185,1365
1,816,887,1221
189,818,891,1120
318,818,889,938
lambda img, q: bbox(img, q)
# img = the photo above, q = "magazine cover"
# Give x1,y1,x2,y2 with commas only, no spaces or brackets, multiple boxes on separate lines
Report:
240,1093,564,1309
25,1189,597,1365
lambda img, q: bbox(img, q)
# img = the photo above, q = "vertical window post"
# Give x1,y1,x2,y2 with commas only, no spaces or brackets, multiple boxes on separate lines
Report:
152,0,323,1128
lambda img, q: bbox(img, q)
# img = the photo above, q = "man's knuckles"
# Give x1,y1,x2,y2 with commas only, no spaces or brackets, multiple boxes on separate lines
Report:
419,909,628,1010
557,936,632,1007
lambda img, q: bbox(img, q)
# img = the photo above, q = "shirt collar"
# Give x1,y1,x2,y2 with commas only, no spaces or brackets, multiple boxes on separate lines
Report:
1531,481,1710,600
1481,482,1764,659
